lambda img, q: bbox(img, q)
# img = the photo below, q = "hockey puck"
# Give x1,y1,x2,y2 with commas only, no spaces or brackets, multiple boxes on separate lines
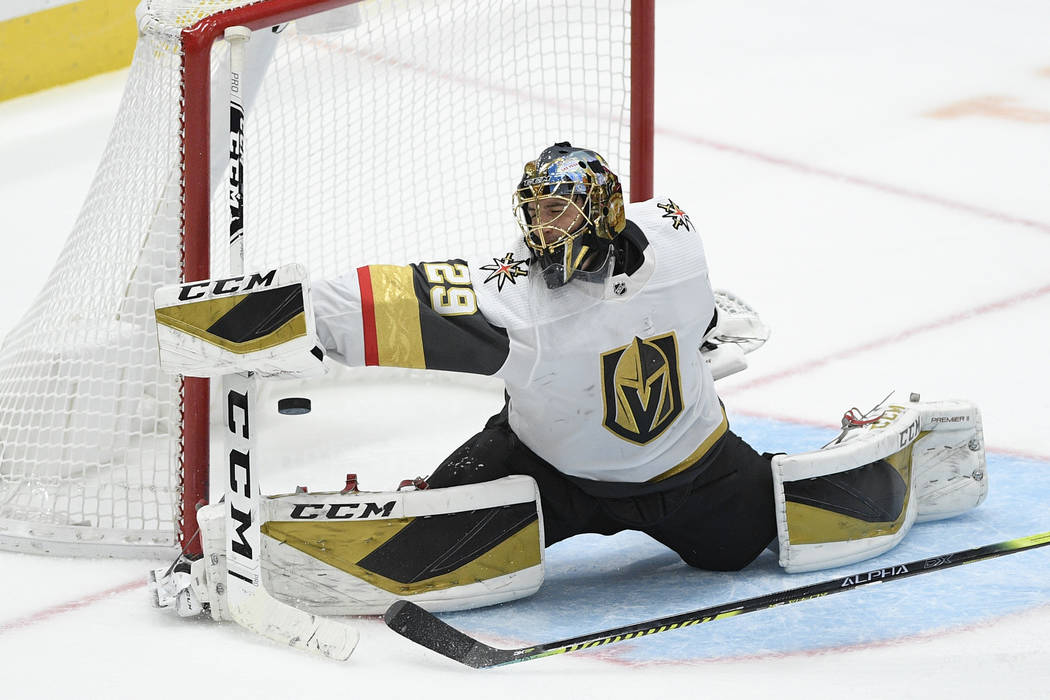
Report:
277,397,312,415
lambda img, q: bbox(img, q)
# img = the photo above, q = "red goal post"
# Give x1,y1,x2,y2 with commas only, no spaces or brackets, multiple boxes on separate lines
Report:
0,0,654,558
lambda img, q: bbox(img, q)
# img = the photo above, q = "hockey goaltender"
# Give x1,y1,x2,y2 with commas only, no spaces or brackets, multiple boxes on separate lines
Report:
149,143,987,637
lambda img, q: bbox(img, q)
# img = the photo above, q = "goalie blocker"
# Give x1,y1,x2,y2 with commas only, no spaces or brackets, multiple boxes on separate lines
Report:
772,396,987,573
152,475,545,618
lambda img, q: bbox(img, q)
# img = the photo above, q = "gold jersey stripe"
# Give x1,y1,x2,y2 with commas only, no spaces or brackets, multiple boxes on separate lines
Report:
365,265,427,369
648,406,729,483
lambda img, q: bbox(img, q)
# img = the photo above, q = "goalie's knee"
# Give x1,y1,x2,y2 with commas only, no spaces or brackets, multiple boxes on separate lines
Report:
677,542,772,572
428,431,516,488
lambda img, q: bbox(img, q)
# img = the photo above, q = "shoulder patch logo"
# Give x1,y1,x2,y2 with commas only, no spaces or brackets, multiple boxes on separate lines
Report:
480,253,529,291
657,199,692,231
600,332,684,445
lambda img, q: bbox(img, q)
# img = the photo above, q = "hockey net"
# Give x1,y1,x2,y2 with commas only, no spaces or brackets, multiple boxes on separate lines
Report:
0,0,653,557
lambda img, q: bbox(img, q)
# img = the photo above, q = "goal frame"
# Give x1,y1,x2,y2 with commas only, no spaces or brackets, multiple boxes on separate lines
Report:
0,0,638,562
167,0,654,556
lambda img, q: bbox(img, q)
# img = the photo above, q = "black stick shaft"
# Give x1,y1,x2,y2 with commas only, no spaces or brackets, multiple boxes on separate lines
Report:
386,530,1050,668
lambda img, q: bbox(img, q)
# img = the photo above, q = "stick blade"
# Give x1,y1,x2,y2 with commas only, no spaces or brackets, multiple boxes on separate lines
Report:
384,600,508,668
232,587,359,661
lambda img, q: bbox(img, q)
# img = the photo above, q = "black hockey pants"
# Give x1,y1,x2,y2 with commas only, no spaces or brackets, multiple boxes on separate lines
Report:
427,405,778,572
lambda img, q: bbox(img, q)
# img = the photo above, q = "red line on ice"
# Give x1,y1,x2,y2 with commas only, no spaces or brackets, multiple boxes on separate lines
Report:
599,601,1050,668
661,127,1050,234
0,578,143,635
300,33,1050,235
720,281,1050,395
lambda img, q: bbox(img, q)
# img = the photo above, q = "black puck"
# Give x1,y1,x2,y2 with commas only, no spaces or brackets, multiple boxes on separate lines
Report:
277,397,312,415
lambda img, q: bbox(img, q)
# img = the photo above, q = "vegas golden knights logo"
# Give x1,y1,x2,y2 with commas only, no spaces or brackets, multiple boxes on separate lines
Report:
600,332,683,445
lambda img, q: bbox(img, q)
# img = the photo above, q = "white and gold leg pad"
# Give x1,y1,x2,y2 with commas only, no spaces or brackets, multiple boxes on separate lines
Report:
194,475,544,618
912,399,987,522
772,398,986,573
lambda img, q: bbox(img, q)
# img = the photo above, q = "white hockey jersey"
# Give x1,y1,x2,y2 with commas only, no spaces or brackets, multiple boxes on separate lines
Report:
313,197,726,483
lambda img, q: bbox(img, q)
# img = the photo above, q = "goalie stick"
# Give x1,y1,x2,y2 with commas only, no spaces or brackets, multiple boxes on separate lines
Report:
385,529,1050,668
220,25,357,660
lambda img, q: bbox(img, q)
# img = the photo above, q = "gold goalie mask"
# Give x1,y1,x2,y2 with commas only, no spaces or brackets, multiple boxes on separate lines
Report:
514,142,627,289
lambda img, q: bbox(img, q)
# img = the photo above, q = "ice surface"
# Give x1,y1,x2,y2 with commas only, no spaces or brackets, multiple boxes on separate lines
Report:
1,1,1048,697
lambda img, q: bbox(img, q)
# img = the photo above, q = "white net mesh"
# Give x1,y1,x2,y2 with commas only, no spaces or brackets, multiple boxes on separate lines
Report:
0,0,641,556
207,1,634,275
0,29,185,555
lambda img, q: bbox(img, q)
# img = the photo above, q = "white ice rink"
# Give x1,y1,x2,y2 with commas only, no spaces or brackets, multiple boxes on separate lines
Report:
1,1,1049,697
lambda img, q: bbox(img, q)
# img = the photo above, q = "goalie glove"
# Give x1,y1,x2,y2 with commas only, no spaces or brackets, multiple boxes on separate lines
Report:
702,290,770,380
154,263,326,378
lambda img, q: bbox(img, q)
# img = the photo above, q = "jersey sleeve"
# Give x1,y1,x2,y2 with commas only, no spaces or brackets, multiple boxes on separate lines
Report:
312,259,510,375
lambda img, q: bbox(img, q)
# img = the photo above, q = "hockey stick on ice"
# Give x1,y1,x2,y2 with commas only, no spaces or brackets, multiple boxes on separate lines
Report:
385,530,1050,668
221,25,357,660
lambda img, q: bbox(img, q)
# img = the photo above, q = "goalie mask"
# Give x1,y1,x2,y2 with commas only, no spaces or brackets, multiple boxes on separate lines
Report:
514,142,627,288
